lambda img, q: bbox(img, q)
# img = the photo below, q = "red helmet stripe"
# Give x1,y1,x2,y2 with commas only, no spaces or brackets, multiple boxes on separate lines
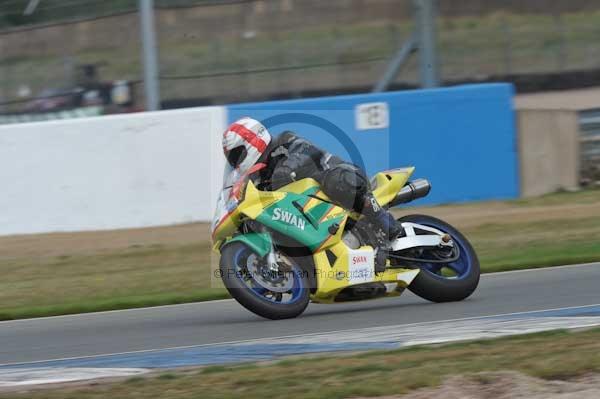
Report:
228,123,268,152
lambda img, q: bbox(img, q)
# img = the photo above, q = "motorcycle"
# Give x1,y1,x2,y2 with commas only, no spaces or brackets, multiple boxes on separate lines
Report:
211,165,480,319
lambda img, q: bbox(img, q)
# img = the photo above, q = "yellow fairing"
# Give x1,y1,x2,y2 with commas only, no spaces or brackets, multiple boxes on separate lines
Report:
211,181,284,249
311,240,419,303
214,168,420,301
310,167,418,302
241,181,286,219
211,208,241,251
277,178,325,196
276,178,331,210
214,167,413,242
372,167,415,207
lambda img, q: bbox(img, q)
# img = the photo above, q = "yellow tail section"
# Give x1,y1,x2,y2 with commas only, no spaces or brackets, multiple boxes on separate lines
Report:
371,167,415,207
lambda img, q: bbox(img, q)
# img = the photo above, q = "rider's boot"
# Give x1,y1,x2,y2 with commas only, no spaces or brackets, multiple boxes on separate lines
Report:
362,193,405,273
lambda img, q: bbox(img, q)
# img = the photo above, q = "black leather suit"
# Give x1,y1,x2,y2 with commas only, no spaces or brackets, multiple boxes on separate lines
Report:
253,132,400,238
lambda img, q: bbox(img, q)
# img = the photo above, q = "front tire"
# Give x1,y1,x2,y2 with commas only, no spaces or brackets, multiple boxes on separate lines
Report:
220,242,310,319
397,214,480,302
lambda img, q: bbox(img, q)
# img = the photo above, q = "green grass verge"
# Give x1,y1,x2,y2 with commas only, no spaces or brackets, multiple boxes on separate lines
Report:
5,327,600,398
480,240,600,273
0,291,230,321
1,189,600,321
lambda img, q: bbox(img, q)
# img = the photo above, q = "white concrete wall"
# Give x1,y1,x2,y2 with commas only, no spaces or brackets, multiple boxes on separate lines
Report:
0,107,227,236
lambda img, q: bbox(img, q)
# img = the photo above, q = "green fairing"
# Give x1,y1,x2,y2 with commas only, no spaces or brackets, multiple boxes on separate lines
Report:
306,202,332,221
254,191,345,252
226,232,273,258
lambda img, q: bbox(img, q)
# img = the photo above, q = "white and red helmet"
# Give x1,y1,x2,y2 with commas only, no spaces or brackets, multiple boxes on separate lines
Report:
222,117,271,174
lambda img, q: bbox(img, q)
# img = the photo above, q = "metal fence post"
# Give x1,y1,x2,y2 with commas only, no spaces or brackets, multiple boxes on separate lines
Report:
414,0,439,88
502,17,512,76
139,0,161,111
372,34,418,92
555,13,567,72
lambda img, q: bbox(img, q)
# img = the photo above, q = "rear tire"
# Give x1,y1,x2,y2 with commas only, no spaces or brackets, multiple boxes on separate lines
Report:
220,242,310,319
397,214,480,302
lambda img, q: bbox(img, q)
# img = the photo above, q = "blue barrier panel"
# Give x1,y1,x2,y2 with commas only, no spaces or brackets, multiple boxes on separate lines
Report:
227,83,517,205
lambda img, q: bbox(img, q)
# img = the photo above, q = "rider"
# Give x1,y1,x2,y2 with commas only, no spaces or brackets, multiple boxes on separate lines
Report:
222,117,404,267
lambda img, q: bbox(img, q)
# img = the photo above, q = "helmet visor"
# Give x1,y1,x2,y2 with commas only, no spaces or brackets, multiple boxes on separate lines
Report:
225,146,247,169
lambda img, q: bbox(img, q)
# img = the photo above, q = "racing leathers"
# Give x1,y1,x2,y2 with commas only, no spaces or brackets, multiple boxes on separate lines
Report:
253,131,404,248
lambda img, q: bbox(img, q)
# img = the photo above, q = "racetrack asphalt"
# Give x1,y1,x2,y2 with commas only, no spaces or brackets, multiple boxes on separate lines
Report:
1,262,599,366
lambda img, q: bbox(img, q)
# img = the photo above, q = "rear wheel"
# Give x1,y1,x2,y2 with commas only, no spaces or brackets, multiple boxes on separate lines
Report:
395,214,480,302
220,242,310,319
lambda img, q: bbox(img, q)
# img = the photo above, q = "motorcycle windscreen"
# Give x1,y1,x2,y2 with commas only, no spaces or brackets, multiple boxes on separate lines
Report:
210,164,241,235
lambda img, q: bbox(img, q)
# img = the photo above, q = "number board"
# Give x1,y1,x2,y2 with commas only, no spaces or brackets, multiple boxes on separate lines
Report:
355,102,389,130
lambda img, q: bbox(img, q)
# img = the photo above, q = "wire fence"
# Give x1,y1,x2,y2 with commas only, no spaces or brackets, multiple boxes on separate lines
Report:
580,109,600,185
2,0,600,112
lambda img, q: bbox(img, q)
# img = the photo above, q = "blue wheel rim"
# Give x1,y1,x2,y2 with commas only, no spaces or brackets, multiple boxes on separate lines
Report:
233,246,304,304
416,221,473,280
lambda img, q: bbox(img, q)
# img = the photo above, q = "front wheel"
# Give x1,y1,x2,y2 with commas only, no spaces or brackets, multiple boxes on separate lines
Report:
220,242,310,319
396,214,480,302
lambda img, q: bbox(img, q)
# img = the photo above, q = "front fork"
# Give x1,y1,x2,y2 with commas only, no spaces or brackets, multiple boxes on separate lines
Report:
266,244,280,272
226,224,281,272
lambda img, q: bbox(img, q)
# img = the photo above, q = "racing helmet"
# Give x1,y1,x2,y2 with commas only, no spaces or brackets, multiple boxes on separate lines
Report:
222,117,271,174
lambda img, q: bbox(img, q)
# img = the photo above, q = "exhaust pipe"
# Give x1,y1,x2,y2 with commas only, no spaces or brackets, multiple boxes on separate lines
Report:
388,179,431,207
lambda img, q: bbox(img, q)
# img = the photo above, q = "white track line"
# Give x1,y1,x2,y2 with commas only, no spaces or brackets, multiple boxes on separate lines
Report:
1,302,599,369
0,368,148,388
482,262,599,277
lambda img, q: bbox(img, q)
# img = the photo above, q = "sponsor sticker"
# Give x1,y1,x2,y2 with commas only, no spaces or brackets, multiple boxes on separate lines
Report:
272,208,306,230
347,248,375,284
